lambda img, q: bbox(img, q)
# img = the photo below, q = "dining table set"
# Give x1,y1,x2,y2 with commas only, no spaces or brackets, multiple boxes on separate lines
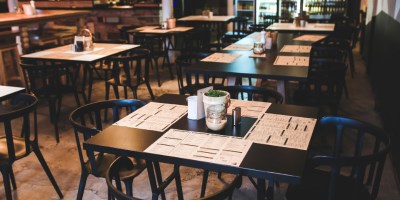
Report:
0,20,342,200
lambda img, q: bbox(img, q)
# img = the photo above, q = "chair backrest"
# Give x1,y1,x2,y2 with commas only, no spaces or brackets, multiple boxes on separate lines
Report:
229,16,249,36
181,27,211,53
0,93,38,163
307,58,346,106
263,15,277,27
214,85,283,103
313,116,391,200
106,156,142,200
133,33,165,56
310,44,347,63
20,61,77,96
176,55,227,95
94,39,128,44
69,99,145,176
331,16,356,41
107,48,151,88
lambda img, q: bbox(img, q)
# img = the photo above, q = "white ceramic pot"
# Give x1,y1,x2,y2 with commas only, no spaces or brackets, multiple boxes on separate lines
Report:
202,90,230,117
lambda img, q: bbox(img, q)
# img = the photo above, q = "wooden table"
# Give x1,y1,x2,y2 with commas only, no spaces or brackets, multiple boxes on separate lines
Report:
185,32,317,102
267,23,335,33
83,94,319,200
21,43,140,103
0,9,90,52
0,85,25,102
178,15,235,50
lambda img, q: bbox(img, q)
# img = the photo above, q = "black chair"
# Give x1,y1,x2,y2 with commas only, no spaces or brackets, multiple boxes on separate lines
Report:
107,157,241,200
293,58,346,116
105,48,155,100
215,85,283,103
85,39,129,102
69,99,147,200
134,33,173,87
223,16,249,44
176,55,226,95
0,93,63,199
248,24,268,32
329,17,357,78
21,61,81,143
286,116,391,200
263,15,277,27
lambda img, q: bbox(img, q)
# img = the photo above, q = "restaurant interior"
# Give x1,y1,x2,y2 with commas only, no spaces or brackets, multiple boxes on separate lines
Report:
0,0,400,199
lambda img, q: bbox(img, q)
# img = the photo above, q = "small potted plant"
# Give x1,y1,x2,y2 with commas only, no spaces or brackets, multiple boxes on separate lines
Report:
202,89,230,116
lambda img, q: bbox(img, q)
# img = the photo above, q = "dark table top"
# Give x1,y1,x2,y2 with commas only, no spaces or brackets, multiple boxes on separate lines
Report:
0,85,25,102
84,94,319,183
185,32,316,82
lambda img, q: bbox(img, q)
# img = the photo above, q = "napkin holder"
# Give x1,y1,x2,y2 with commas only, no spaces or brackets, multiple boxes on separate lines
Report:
187,86,213,120
22,4,36,15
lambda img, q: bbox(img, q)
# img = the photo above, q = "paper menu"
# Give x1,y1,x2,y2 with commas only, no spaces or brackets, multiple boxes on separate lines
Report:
22,51,55,58
227,99,271,118
273,56,309,67
293,34,327,42
244,113,317,150
145,129,253,166
280,45,312,53
113,102,187,132
169,27,194,32
70,54,105,61
201,53,241,63
223,44,253,51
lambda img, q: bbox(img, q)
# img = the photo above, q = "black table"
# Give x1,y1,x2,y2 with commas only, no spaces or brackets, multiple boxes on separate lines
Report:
83,94,319,200
185,32,315,102
0,85,25,102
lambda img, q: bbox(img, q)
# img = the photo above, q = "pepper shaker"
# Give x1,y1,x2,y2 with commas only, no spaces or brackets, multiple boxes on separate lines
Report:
232,107,241,126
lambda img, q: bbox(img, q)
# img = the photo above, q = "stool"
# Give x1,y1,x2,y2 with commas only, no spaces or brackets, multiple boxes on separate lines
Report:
0,43,24,86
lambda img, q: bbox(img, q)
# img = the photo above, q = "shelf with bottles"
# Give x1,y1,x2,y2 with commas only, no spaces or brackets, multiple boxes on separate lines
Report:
280,0,297,21
237,1,254,11
304,0,347,21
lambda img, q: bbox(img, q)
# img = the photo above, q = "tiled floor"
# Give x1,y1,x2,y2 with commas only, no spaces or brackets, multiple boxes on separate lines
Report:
1,45,399,199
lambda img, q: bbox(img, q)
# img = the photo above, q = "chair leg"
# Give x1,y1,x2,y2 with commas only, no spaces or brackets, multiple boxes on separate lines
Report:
112,85,120,99
200,170,210,198
145,81,155,100
104,82,111,122
77,171,89,200
49,97,60,143
348,48,355,78
123,178,134,197
87,67,94,103
123,86,128,99
9,167,17,190
154,59,161,87
1,167,12,200
33,144,63,199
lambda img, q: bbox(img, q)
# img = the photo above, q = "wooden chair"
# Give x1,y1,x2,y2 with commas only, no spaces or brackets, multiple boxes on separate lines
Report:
106,157,241,200
215,85,283,103
286,116,391,200
20,61,81,143
69,99,147,200
223,17,249,44
105,48,155,100
175,54,226,95
293,58,346,116
0,93,63,199
133,33,173,87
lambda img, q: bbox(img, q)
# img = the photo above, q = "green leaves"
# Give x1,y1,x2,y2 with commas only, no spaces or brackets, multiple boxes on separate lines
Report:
205,90,227,97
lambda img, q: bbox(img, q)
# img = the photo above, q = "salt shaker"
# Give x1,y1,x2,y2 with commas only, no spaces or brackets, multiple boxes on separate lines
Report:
232,107,241,126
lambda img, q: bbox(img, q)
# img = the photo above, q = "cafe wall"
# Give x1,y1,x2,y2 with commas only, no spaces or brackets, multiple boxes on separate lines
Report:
364,0,400,185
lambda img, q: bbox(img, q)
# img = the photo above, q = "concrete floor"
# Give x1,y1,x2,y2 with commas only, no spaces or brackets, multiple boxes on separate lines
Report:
1,45,399,199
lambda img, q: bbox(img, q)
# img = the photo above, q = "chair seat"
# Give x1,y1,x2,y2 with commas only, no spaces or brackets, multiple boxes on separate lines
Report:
286,169,371,200
85,153,146,179
0,136,29,161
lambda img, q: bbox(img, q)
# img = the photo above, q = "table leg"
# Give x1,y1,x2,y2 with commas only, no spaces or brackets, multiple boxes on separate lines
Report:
277,80,286,103
80,64,89,104
153,162,167,200
257,178,266,200
145,161,160,200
